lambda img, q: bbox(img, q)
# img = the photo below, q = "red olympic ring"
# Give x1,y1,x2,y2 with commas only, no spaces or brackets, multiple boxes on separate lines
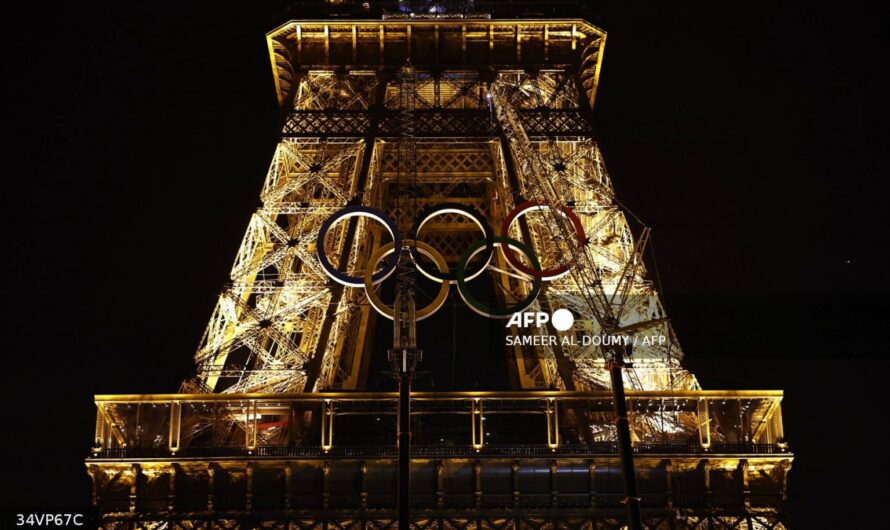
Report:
500,200,586,281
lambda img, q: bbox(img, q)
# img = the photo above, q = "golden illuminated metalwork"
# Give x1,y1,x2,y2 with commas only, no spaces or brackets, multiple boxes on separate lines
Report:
87,391,791,528
185,15,693,395
87,4,792,529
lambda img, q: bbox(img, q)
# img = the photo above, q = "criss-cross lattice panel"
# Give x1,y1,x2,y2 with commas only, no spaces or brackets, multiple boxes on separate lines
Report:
379,141,495,255
520,110,592,136
284,111,372,136
366,519,397,530
189,138,369,395
386,72,487,110
380,142,496,181
296,71,379,111
498,70,580,110
670,515,788,530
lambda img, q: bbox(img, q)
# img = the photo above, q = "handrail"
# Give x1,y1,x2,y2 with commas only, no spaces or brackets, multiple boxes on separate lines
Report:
94,389,784,403
90,442,789,460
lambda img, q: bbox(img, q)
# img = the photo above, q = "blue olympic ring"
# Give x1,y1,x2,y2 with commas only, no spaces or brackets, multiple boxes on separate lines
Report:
316,205,401,287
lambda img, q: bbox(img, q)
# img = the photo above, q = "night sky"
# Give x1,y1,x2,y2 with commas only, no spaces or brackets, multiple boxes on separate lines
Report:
3,1,889,527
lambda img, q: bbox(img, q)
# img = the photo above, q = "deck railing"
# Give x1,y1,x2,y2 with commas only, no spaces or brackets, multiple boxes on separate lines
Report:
91,390,788,458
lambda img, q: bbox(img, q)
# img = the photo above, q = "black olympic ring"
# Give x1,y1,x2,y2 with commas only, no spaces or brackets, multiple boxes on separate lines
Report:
411,203,495,284
316,205,401,287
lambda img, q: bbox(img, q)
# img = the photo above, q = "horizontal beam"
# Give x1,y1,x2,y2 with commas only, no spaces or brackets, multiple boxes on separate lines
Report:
94,389,784,403
88,443,792,462
269,19,606,36
282,110,589,138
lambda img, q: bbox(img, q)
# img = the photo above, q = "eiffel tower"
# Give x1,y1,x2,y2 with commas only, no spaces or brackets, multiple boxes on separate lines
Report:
86,2,792,528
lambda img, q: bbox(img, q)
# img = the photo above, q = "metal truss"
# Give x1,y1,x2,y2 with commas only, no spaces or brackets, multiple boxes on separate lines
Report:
186,65,702,396
188,113,372,393
285,108,587,139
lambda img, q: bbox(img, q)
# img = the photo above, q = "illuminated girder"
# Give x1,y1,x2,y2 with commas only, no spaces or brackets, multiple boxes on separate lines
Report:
191,133,373,393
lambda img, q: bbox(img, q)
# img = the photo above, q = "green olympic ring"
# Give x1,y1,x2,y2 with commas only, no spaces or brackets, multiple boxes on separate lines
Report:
455,236,543,319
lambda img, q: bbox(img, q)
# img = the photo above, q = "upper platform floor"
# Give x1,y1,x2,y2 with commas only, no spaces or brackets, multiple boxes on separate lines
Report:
266,16,607,110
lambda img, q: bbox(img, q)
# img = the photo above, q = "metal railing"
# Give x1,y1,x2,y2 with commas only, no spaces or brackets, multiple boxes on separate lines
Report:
91,442,787,460
91,390,788,458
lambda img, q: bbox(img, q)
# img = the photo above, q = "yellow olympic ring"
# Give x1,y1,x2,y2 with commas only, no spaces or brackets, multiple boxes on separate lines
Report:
363,240,451,321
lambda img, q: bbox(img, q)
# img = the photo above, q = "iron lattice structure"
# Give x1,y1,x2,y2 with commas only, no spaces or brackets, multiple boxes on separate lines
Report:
86,3,793,529
186,48,695,396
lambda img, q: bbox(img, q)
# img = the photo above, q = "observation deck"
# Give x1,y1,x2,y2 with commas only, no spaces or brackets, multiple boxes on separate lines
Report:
267,16,607,110
87,390,791,523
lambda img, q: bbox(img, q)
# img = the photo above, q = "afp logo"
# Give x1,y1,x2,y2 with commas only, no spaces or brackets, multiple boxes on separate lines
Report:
506,308,575,331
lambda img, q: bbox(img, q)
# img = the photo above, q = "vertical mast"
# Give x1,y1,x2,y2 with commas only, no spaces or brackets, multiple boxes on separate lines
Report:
389,60,420,530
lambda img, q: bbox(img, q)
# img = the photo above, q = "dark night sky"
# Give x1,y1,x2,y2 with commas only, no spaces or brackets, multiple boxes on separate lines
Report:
2,1,889,527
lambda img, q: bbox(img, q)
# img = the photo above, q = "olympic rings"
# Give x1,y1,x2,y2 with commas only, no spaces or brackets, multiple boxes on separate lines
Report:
316,205,401,287
317,201,584,319
501,200,586,281
456,236,543,319
411,203,494,284
364,240,451,321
